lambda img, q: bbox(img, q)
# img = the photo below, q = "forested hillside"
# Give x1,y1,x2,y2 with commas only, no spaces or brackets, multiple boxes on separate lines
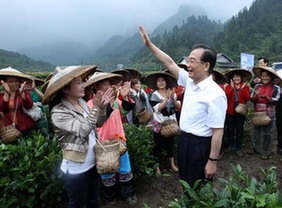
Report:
134,0,282,68
132,15,222,71
214,0,282,62
0,49,54,72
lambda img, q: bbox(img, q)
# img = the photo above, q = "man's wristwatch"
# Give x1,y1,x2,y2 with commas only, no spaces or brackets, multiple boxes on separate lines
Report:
208,157,218,162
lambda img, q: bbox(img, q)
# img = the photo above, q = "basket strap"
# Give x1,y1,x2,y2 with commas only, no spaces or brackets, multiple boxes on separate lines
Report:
12,96,19,127
96,139,107,152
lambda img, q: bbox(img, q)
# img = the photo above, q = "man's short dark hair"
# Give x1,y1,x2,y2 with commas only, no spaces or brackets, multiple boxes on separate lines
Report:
192,44,217,74
258,56,269,66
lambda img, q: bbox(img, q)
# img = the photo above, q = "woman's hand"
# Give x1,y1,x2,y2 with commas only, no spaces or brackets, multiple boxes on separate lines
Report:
31,80,36,90
19,81,27,99
120,81,131,101
166,89,172,100
260,95,271,102
93,88,115,109
241,81,247,89
230,79,234,88
19,81,26,94
1,80,11,94
170,88,176,100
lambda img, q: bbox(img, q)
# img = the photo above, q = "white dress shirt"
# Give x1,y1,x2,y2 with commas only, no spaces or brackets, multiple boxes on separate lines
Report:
178,68,227,137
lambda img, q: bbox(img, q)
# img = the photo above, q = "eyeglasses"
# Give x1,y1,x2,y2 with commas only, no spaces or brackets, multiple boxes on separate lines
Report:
184,57,205,65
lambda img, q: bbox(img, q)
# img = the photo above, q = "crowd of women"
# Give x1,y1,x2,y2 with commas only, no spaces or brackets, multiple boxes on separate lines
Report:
0,56,281,207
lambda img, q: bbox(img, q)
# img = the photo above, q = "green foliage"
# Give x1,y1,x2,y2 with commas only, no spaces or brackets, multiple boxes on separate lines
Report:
169,164,282,208
134,0,282,69
0,49,54,72
214,0,282,62
0,134,64,208
123,124,156,177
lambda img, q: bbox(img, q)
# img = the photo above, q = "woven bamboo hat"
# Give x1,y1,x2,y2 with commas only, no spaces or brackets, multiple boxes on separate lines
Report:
41,80,50,94
26,75,45,86
125,68,142,79
212,70,226,84
84,72,123,90
111,69,132,82
177,63,188,71
253,66,281,84
0,67,33,82
140,75,147,84
163,64,187,78
42,65,96,104
41,68,103,93
143,72,177,90
224,68,252,82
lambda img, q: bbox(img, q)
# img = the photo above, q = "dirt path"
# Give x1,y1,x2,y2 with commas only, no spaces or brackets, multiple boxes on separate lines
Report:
100,123,282,208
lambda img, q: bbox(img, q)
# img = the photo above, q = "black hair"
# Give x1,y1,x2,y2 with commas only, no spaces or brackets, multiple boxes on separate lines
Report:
48,84,71,111
192,44,217,74
258,56,269,66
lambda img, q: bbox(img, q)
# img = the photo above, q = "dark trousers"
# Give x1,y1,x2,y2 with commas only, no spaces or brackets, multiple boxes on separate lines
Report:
276,98,282,149
153,132,175,163
101,175,136,201
177,131,212,187
226,114,245,151
62,166,100,208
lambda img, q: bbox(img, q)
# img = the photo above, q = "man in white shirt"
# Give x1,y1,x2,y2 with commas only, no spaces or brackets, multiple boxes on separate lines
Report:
139,25,227,186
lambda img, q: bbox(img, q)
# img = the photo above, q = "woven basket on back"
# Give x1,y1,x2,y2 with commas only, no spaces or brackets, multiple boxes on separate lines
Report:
94,140,120,175
115,138,127,156
252,112,271,126
0,124,22,144
137,109,152,124
235,103,247,116
160,119,179,137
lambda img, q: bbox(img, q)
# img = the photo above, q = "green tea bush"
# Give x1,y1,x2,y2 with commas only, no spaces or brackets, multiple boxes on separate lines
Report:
0,134,64,208
169,164,282,208
124,124,156,177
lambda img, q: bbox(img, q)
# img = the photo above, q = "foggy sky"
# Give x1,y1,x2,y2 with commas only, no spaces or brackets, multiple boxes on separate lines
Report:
0,0,254,52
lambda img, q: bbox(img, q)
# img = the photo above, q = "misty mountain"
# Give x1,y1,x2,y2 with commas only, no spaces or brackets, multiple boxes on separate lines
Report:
0,49,54,72
151,4,206,36
19,40,96,66
134,0,282,69
132,15,223,71
87,4,207,70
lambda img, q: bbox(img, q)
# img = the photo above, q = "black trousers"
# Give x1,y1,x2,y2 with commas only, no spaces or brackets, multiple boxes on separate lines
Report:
177,131,212,187
153,132,175,164
226,114,245,151
62,166,100,208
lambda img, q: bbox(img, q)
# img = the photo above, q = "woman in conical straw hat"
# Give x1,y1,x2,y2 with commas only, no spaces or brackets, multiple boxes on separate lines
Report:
84,71,138,205
143,71,180,176
0,67,36,136
224,68,251,158
44,65,115,208
251,66,281,160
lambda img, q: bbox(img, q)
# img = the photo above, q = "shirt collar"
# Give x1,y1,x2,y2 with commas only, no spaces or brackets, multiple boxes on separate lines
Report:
189,75,213,91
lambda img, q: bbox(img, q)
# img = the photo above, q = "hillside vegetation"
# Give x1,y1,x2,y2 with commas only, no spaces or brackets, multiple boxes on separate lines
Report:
90,0,282,70
133,0,282,69
0,49,54,72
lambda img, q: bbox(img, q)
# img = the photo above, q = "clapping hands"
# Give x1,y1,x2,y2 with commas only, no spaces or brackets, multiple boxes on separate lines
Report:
93,88,115,109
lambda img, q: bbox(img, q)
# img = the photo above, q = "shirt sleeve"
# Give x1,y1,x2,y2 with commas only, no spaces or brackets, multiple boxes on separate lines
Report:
207,94,227,128
177,68,189,88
